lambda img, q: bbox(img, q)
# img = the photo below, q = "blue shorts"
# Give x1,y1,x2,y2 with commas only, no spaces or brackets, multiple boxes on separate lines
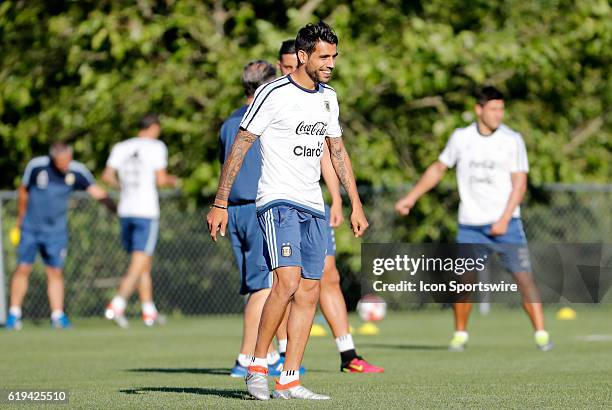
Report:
120,217,159,255
228,203,272,295
324,205,336,257
18,229,68,268
456,218,532,274
258,205,327,280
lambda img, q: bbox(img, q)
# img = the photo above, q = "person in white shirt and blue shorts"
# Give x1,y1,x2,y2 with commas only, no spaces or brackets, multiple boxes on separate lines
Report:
396,86,553,352
207,22,369,400
102,114,178,328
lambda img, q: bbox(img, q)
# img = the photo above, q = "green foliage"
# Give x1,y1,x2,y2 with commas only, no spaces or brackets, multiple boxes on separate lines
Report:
1,0,610,244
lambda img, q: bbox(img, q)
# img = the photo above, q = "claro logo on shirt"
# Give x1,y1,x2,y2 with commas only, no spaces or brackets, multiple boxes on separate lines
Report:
294,141,324,157
295,121,327,136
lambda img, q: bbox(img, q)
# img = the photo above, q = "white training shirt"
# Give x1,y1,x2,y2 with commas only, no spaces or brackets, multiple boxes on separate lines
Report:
107,137,168,219
438,123,529,225
240,75,342,218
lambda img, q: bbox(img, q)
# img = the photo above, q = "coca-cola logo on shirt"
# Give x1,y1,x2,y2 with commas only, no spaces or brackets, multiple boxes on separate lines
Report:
295,121,327,136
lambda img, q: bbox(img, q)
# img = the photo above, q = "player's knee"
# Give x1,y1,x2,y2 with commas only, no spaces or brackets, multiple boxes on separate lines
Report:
14,264,32,278
45,268,63,280
322,266,340,288
295,280,320,306
273,277,300,298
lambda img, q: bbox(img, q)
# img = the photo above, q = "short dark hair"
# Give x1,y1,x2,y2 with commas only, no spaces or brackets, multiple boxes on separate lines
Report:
242,60,276,97
278,39,295,60
295,21,338,59
139,114,160,130
476,86,504,106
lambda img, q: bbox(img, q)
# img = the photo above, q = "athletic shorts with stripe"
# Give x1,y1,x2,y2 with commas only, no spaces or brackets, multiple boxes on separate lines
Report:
228,203,273,295
120,217,159,256
18,229,68,268
324,204,336,257
258,205,327,280
456,218,532,274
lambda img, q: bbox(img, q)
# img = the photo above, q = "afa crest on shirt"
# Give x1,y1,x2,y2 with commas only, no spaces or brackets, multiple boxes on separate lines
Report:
65,173,75,186
36,170,49,189
323,100,330,112
281,243,292,257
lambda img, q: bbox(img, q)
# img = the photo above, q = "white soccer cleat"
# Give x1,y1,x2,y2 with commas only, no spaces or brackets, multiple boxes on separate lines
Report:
105,304,129,329
142,312,167,327
273,384,330,400
245,371,270,400
535,330,554,351
449,331,469,352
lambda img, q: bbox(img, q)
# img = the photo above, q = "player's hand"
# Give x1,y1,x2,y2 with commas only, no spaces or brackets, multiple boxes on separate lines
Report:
206,206,228,242
394,195,415,216
329,201,344,228
490,219,509,236
350,205,369,238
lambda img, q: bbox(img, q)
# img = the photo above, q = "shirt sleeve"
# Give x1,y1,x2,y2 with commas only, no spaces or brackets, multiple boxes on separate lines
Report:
106,145,121,169
239,83,279,136
438,131,460,168
70,162,95,191
511,134,529,173
21,160,36,189
152,143,168,170
326,93,342,138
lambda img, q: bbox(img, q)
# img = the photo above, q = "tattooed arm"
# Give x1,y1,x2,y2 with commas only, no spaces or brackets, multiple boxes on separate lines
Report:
321,144,343,227
325,137,369,237
207,128,259,241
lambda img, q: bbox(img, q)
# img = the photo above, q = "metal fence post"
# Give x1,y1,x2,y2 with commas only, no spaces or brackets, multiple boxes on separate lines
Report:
0,197,7,325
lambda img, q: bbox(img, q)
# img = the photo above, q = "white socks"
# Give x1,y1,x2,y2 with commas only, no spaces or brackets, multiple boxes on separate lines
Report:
50,310,64,321
110,296,127,312
335,334,355,352
237,354,251,367
250,357,268,369
239,351,279,367
279,370,299,385
454,331,469,341
9,306,22,318
278,339,287,354
142,302,157,315
267,350,280,365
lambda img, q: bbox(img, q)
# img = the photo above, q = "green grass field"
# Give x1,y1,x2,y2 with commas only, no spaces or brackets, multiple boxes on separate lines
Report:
2,306,612,409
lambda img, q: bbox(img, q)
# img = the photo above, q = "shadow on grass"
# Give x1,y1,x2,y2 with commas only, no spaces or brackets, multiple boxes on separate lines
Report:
359,342,447,351
120,387,250,400
127,368,230,376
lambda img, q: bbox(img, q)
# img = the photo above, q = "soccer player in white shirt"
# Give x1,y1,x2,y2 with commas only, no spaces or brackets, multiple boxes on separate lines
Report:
395,86,553,352
102,114,178,328
207,22,368,400
274,39,384,374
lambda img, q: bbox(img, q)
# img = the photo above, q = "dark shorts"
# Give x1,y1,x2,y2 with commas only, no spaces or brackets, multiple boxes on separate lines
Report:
228,203,272,295
18,229,68,268
258,205,327,280
120,217,159,255
456,218,532,274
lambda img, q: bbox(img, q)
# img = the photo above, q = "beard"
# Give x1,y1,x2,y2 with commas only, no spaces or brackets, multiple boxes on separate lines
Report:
305,64,332,84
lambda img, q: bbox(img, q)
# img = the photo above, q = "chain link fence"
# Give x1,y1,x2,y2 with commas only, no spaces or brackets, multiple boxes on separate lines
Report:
1,184,610,320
